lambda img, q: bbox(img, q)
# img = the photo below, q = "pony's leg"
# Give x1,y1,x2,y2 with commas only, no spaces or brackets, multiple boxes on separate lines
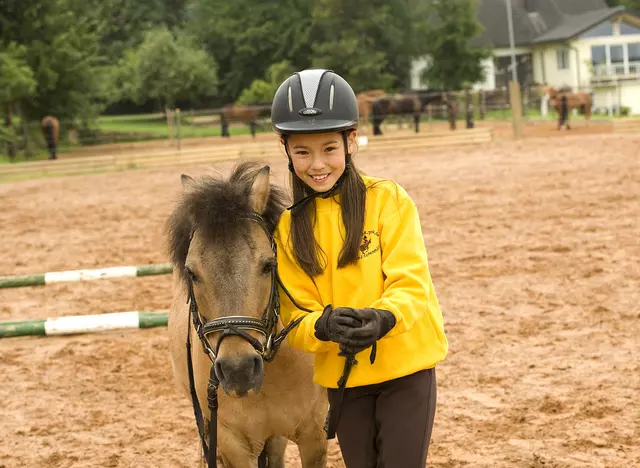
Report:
296,426,327,468
264,436,287,468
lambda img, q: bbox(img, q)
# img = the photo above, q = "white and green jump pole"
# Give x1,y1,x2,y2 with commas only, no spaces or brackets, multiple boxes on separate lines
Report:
0,263,173,289
0,310,169,338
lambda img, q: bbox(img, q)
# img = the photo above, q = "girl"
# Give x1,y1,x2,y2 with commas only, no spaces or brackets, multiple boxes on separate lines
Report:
271,69,448,467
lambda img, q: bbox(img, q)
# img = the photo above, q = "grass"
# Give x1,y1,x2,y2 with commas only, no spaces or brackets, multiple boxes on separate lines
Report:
96,114,267,139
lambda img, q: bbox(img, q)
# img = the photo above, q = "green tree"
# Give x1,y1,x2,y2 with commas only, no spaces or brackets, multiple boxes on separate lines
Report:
421,0,491,90
117,27,219,109
308,0,436,92
237,60,295,105
0,43,37,157
0,44,37,116
0,0,117,120
605,0,640,9
187,0,314,103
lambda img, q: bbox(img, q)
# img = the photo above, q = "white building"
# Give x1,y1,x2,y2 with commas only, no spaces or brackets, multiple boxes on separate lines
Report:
411,0,640,115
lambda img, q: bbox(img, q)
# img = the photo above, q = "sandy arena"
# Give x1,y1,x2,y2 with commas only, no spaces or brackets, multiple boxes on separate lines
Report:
1,131,638,467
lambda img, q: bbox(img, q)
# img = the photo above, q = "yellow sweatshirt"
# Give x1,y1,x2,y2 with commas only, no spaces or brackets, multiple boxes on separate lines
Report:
275,174,448,388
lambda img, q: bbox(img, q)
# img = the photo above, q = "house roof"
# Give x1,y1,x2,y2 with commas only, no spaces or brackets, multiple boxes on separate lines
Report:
532,6,625,43
473,0,626,48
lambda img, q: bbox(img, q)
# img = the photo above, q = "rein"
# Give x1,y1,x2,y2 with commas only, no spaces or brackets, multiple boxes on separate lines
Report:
184,211,354,468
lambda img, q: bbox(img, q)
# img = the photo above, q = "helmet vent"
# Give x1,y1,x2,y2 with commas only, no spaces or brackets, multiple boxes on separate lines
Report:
329,84,335,110
287,86,293,112
298,69,325,108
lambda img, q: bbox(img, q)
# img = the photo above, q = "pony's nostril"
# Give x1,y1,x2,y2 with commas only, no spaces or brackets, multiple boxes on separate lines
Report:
253,355,261,377
214,360,226,381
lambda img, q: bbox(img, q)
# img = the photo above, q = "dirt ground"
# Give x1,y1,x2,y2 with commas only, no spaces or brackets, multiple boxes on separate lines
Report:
1,131,639,467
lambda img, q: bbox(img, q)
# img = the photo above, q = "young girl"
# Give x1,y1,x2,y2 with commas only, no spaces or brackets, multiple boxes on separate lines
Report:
271,68,448,467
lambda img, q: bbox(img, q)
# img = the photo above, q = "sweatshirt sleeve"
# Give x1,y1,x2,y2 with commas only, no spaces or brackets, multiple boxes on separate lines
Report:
368,193,436,338
275,223,334,354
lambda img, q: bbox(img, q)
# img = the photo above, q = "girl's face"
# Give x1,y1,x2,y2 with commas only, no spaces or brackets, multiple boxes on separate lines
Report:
284,131,356,193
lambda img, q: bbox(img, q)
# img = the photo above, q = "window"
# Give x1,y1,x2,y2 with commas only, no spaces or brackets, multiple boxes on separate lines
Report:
582,21,614,38
629,43,640,74
621,22,640,36
591,45,606,68
591,43,640,76
628,43,640,61
556,48,570,70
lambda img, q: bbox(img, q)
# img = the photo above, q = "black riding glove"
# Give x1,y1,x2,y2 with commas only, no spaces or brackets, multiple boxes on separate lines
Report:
314,304,361,342
334,307,396,349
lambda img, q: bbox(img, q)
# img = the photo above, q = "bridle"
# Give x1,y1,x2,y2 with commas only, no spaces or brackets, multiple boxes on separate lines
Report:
183,211,355,468
184,211,307,468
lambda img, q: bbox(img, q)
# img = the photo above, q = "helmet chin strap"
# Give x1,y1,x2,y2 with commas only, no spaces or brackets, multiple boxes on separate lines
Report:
285,132,352,214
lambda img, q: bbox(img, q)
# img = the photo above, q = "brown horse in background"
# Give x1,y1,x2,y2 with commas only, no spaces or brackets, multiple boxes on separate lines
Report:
220,104,270,139
356,89,386,134
544,86,593,125
369,91,445,136
41,115,59,160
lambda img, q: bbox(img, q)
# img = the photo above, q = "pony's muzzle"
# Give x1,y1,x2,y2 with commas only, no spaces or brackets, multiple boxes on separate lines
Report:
214,353,264,397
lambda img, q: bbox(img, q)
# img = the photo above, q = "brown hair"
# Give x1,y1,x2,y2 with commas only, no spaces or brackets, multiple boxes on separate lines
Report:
284,132,367,277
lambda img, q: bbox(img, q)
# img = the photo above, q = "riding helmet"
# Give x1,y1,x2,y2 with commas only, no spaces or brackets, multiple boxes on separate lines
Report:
271,69,358,134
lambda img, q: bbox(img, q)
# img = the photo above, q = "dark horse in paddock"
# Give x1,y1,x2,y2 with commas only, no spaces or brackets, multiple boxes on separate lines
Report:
41,115,59,159
219,104,271,139
370,91,445,136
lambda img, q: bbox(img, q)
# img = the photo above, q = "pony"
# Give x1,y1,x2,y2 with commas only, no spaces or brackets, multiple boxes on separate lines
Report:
369,91,445,136
219,104,271,139
41,115,59,160
544,86,593,125
167,161,328,468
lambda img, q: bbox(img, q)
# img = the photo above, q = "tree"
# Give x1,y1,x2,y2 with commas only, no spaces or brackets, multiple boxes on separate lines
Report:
237,61,295,105
0,43,36,158
117,27,219,110
421,0,491,90
0,0,117,121
0,44,37,115
605,0,640,9
186,0,314,103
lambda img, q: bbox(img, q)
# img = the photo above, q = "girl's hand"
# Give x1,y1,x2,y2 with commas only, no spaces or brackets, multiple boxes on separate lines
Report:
314,304,361,342
336,308,396,348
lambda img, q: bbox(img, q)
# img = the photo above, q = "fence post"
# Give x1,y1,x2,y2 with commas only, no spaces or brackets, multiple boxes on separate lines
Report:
479,90,486,120
165,107,173,145
509,81,524,139
174,108,181,152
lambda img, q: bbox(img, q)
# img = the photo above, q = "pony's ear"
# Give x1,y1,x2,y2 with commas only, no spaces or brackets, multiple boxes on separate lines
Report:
181,174,196,189
250,166,270,214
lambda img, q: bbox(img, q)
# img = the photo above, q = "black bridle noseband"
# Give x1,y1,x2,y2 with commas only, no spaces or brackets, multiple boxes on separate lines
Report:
184,211,354,468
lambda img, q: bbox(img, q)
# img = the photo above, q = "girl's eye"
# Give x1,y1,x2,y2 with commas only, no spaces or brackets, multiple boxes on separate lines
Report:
325,146,336,152
295,151,309,156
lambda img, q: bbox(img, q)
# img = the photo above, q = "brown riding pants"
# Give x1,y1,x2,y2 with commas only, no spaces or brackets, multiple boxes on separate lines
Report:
327,368,437,468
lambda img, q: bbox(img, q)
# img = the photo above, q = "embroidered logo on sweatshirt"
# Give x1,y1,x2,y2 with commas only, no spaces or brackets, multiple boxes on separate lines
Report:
359,230,380,259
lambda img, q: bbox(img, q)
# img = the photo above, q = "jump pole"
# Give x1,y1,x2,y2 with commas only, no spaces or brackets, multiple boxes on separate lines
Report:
0,311,169,338
0,263,173,289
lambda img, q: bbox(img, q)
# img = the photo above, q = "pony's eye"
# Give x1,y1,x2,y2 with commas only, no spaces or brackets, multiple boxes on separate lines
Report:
261,259,275,276
185,267,198,282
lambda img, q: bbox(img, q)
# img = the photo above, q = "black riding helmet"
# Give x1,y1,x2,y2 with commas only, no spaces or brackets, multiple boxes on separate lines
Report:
271,68,359,134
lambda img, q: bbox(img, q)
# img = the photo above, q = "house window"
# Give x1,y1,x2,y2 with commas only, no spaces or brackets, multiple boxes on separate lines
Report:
582,20,614,38
620,22,640,35
556,48,570,70
628,43,640,74
591,43,640,76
